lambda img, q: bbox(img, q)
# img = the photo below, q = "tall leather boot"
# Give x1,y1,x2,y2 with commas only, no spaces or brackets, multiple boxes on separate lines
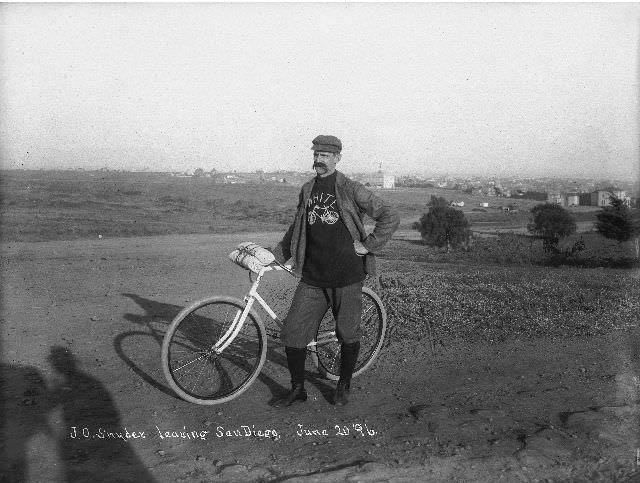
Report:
334,341,360,406
272,346,308,408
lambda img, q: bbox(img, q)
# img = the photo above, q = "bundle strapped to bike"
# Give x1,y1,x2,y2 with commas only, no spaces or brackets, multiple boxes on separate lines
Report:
228,242,275,274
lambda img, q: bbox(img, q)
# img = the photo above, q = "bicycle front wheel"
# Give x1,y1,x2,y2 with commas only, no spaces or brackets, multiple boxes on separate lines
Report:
312,287,387,381
161,296,267,405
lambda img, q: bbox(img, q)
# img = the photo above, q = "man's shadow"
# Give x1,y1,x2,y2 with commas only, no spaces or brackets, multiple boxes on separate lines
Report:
47,346,155,482
120,293,335,404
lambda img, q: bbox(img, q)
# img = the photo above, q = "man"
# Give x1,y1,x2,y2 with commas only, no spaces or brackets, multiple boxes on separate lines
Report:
271,135,399,407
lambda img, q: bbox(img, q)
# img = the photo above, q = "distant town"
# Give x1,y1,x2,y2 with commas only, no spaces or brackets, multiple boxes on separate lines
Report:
7,165,639,209
165,167,638,208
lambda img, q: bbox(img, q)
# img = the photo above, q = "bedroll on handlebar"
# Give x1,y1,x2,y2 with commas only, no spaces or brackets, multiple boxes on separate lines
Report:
228,242,275,273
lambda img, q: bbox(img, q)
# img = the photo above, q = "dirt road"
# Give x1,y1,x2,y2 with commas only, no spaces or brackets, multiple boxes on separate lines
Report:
2,233,640,482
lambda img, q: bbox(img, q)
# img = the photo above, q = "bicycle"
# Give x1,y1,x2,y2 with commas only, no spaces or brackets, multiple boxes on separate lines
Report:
161,242,387,405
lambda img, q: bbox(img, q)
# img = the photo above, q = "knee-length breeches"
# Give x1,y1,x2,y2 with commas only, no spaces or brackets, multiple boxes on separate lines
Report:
280,280,363,348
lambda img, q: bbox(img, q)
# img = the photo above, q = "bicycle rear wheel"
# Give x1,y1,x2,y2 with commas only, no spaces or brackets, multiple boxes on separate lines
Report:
311,287,387,381
161,296,266,405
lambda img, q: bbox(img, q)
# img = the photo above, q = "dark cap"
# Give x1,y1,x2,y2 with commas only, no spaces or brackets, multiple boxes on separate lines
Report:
311,135,342,153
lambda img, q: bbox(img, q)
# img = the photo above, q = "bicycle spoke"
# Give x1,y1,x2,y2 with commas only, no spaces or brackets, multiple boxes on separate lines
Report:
190,357,210,395
315,330,338,346
162,298,265,403
173,352,208,372
169,338,210,355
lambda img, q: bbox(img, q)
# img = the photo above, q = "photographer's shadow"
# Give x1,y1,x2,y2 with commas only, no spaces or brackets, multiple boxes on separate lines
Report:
0,363,51,482
120,293,335,404
48,346,154,482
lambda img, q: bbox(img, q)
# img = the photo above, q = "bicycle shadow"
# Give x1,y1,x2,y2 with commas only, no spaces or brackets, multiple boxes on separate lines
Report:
119,293,335,404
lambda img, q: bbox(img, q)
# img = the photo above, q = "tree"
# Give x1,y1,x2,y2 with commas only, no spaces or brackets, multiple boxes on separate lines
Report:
596,195,640,259
528,203,576,252
595,196,636,242
413,196,471,251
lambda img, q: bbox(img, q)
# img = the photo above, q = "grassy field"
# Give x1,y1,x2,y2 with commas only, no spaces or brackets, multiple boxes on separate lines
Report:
3,169,635,268
374,231,640,345
377,257,640,345
1,169,636,266
0,170,301,241
381,232,639,268
0,169,602,241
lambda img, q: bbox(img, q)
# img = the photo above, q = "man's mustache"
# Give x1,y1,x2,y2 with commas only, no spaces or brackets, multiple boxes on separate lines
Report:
313,162,327,168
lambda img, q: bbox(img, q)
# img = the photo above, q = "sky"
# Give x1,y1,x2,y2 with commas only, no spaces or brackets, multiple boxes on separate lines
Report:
1,3,638,180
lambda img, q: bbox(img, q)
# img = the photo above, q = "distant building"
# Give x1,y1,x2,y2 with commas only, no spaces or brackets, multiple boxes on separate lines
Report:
484,187,496,197
361,170,395,189
382,173,395,189
591,189,627,207
566,192,579,207
578,192,592,206
223,174,247,184
547,193,564,205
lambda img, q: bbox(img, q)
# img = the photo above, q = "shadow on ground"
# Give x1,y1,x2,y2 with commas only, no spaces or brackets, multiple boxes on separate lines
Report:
119,293,335,405
1,347,155,482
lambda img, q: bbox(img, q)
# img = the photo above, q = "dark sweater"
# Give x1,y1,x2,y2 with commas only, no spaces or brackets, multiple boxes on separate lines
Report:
274,170,401,279
301,172,365,288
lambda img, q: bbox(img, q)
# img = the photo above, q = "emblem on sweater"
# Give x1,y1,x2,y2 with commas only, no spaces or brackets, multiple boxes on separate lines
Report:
307,193,339,225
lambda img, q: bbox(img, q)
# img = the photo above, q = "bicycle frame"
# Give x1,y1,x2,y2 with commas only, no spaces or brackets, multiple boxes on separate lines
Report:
213,263,339,354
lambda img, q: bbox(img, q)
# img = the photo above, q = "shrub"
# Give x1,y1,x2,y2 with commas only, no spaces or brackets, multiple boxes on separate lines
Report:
413,196,471,250
595,196,638,243
528,203,576,253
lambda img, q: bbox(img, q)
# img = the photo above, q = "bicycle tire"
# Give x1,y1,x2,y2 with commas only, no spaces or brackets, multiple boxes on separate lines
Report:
161,296,267,405
311,287,387,381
